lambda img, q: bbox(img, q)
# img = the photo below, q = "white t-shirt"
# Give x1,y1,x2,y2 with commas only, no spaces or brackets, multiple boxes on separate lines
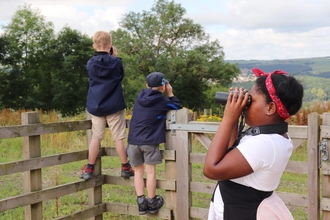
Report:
208,133,293,220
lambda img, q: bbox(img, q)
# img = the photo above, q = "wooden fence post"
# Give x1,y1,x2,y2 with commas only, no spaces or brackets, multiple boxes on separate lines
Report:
165,110,178,219
193,111,197,121
308,113,320,219
174,109,192,220
322,113,330,219
21,112,42,220
203,109,207,116
86,111,103,220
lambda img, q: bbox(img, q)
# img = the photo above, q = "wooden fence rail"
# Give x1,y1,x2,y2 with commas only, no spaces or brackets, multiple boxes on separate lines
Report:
1,110,330,219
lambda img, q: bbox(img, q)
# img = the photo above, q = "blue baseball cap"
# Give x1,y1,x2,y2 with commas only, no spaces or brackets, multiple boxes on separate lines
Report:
146,72,169,87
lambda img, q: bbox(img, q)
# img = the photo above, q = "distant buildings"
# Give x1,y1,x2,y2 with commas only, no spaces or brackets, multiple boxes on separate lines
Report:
233,68,256,82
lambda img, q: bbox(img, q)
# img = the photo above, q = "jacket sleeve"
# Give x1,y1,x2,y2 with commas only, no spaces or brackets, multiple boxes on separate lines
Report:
118,59,124,81
112,57,124,81
166,96,182,110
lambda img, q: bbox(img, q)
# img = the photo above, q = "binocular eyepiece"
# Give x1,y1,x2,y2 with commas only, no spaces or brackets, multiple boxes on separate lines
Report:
215,92,252,107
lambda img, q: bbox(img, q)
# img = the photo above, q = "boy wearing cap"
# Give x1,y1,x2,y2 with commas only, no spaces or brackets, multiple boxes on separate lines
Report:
127,72,182,215
80,30,134,180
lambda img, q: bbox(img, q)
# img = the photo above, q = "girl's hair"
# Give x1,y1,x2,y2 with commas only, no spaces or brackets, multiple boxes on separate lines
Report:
255,74,304,115
93,31,111,50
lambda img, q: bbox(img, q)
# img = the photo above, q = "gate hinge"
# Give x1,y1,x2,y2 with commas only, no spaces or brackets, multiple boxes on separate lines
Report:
168,111,177,135
319,138,328,168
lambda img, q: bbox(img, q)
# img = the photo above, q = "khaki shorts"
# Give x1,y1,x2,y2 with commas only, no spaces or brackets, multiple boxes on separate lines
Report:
90,110,126,140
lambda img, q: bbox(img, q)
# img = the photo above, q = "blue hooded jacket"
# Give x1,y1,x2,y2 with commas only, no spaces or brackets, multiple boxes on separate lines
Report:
128,88,182,145
86,52,126,116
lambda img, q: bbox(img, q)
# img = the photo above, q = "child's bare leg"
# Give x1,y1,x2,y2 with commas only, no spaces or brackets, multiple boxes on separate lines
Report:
115,139,128,164
117,139,134,178
87,138,102,164
81,138,101,180
146,164,156,199
134,164,145,196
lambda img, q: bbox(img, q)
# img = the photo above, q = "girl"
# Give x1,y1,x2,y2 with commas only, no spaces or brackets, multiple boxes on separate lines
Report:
204,68,304,219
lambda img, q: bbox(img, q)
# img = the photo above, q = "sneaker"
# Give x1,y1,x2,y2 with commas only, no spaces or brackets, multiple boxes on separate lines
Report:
80,164,94,180
137,196,148,215
148,195,164,214
121,164,134,178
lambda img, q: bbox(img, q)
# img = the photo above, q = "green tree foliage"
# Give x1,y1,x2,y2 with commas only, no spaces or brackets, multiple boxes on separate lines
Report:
316,88,327,100
0,4,55,110
112,0,240,110
48,26,93,115
0,36,6,61
0,36,9,106
1,0,239,114
0,5,93,116
296,76,330,102
111,28,147,109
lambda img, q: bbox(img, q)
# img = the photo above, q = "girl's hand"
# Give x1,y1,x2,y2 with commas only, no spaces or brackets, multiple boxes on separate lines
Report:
223,88,249,121
203,87,253,181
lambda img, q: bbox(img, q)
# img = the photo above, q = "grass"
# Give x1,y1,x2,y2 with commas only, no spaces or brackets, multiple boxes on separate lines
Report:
0,106,321,219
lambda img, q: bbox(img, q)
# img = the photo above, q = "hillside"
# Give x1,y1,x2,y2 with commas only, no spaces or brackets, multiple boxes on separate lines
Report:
227,56,330,77
227,56,330,102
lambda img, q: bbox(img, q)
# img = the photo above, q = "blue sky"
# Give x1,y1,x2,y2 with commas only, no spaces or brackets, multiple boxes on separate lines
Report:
0,0,329,60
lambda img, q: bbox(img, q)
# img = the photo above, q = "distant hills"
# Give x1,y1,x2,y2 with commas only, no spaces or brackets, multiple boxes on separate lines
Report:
226,56,330,102
226,56,330,77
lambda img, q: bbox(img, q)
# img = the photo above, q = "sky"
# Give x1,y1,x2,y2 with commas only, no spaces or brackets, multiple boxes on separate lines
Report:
0,0,329,60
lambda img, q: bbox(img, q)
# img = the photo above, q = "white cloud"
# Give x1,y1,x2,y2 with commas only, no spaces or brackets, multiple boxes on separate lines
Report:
230,1,328,32
78,7,125,35
0,0,329,60
35,5,125,35
188,0,330,33
181,0,330,59
0,0,133,34
215,26,330,60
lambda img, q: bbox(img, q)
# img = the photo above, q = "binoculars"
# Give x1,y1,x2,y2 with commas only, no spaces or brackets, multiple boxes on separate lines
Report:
215,92,252,107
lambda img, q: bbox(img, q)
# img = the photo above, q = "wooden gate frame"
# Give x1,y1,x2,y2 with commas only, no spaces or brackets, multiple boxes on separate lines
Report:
1,110,330,219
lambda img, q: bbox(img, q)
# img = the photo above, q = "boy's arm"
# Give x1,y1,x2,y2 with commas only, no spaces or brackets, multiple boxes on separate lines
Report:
164,83,182,109
110,46,124,79
165,83,174,97
168,96,182,109
111,47,118,57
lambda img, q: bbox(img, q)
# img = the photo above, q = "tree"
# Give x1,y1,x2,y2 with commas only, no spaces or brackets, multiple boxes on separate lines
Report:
0,4,55,110
112,0,239,110
111,28,147,109
48,26,93,115
0,36,10,106
317,88,327,100
0,36,6,61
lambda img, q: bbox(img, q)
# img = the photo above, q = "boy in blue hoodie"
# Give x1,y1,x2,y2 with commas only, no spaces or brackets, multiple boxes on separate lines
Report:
80,31,134,180
127,72,182,215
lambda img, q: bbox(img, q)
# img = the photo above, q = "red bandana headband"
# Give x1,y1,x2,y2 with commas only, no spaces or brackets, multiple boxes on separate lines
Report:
252,68,290,120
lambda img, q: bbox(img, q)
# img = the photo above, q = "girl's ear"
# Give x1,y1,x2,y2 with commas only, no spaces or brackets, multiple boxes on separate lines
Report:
267,102,277,115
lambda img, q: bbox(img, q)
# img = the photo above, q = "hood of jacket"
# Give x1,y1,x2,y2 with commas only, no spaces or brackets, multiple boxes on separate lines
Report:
89,52,121,78
136,88,164,108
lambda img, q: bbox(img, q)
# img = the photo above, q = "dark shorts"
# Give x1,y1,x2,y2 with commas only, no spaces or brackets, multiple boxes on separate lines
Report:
127,144,162,167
